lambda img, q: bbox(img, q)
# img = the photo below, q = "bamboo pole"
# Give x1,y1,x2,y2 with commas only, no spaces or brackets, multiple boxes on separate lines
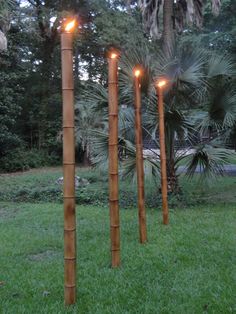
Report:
156,83,169,225
133,69,147,243
108,52,120,267
61,25,76,305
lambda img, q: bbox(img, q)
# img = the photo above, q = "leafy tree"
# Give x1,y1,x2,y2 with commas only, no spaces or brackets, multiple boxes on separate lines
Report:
139,0,222,56
178,0,236,54
0,26,26,158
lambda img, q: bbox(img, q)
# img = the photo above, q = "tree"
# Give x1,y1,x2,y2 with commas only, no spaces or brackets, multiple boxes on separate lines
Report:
178,0,236,54
0,0,16,51
139,0,222,56
0,24,26,159
80,45,235,193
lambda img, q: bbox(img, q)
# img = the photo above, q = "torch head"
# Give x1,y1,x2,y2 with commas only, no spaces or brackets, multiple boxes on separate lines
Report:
107,48,120,60
157,80,167,88
64,19,77,33
111,53,118,59
133,66,142,79
155,78,168,90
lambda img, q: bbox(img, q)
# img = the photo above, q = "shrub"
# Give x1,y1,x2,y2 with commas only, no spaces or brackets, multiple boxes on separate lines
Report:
0,148,60,172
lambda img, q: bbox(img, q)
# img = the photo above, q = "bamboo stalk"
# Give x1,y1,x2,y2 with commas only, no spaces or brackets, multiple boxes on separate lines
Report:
108,53,120,267
156,86,169,225
61,31,76,304
134,73,147,243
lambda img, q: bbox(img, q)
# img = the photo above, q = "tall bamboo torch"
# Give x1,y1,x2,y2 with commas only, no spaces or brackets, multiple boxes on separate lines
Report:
61,18,77,305
133,67,147,243
155,79,169,225
108,51,120,267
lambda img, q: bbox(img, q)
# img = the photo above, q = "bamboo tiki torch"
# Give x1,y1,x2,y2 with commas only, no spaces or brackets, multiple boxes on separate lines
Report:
61,19,77,305
108,51,120,267
155,80,169,225
133,68,147,243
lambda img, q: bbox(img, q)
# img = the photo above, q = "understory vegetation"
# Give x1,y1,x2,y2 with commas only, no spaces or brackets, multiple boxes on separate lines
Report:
0,167,236,208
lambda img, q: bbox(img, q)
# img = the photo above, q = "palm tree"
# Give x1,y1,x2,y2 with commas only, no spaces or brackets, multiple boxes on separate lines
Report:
139,0,221,57
75,83,108,166
76,46,235,194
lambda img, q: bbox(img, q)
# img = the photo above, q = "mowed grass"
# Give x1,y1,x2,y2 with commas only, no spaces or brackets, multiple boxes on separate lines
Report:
0,201,236,313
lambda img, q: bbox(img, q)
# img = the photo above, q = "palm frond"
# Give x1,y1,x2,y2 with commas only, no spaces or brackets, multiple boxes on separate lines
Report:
121,139,160,183
118,106,135,142
78,82,108,111
186,144,233,181
138,0,163,39
199,81,236,133
207,54,235,78
89,130,109,172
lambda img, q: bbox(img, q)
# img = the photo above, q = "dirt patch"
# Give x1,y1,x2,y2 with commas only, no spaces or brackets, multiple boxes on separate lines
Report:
27,250,61,262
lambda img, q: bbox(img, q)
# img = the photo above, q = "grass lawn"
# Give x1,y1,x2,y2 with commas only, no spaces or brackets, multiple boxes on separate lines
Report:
0,168,236,313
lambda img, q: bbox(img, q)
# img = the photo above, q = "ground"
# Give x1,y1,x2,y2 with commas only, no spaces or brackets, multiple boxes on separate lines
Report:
0,168,236,313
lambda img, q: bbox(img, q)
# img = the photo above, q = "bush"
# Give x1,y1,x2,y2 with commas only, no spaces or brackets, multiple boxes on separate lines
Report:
0,148,60,173
13,186,62,203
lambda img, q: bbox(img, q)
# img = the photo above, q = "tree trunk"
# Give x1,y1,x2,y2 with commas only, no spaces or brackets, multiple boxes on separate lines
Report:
126,0,132,14
166,135,180,194
82,145,91,167
167,158,179,193
162,0,175,58
0,30,7,51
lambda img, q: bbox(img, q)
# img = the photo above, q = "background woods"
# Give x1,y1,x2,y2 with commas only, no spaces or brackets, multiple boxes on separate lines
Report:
0,0,235,174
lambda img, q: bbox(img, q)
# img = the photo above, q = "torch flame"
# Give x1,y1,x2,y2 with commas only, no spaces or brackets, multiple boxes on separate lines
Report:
134,69,141,78
157,80,167,88
65,19,76,32
111,53,118,59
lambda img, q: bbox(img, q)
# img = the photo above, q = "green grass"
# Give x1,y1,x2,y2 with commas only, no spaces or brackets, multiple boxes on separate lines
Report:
0,167,235,313
0,202,236,313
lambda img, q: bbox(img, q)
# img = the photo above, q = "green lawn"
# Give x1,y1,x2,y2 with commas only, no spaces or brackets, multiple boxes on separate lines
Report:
0,168,236,313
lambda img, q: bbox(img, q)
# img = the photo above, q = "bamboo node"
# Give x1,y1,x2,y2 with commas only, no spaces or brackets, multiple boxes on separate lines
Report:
64,228,76,232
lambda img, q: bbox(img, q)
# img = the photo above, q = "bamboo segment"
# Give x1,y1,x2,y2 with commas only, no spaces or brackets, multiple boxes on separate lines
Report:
108,56,120,267
61,31,76,305
134,76,147,243
157,87,169,225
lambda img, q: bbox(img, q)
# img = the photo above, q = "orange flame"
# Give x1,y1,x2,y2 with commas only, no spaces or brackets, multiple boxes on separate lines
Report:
157,80,167,88
134,69,141,78
65,19,76,32
110,53,118,59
